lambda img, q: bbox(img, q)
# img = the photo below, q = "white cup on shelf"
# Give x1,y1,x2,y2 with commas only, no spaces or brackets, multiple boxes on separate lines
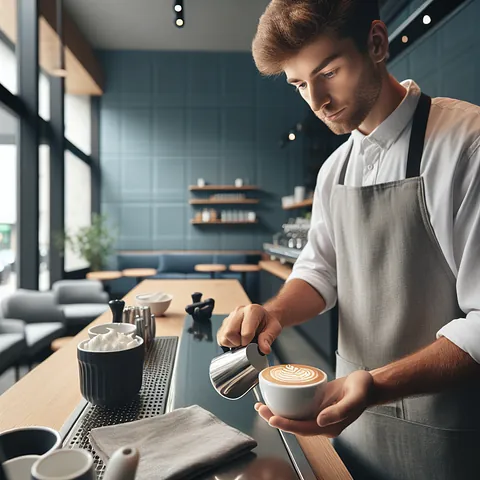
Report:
294,186,306,203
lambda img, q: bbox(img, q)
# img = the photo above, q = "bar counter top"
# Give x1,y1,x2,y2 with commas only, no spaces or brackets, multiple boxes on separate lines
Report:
0,279,351,480
259,260,293,281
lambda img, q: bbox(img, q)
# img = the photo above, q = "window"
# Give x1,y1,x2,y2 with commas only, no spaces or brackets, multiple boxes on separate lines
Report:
0,105,18,299
39,72,50,121
65,94,91,154
64,151,91,271
0,0,17,93
39,144,50,290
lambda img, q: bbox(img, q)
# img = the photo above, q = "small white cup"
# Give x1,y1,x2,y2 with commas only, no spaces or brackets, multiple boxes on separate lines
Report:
234,178,243,187
259,365,327,420
294,186,306,203
88,323,137,339
31,449,94,480
197,178,205,187
3,455,40,480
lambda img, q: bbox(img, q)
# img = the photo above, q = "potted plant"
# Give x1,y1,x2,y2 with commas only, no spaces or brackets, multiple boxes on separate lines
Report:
56,214,117,272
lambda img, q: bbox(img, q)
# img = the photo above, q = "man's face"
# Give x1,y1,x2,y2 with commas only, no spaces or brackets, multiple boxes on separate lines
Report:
283,34,382,135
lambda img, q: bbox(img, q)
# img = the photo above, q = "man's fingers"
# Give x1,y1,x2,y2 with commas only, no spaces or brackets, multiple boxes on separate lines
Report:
268,416,322,436
256,404,274,423
255,403,347,437
318,375,369,426
217,307,244,347
318,402,351,427
240,305,264,346
257,320,282,354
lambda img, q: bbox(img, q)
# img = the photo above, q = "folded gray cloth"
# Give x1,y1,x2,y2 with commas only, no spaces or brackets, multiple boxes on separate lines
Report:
89,405,257,480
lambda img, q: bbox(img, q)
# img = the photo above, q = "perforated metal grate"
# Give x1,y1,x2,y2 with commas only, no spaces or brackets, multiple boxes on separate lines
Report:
62,336,178,478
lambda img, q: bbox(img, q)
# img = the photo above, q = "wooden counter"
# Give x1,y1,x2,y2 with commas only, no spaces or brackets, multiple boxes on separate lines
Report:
0,279,351,480
259,260,293,281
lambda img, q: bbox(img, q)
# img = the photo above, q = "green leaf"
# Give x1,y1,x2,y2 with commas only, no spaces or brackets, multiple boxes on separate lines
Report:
55,213,117,271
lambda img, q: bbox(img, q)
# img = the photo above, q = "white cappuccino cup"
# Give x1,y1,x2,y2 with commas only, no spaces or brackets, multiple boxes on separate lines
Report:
259,364,327,420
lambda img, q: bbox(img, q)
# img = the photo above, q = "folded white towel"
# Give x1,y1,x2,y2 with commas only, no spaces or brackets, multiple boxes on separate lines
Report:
89,405,257,480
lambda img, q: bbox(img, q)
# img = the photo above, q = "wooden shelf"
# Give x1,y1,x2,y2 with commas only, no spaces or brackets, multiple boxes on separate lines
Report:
189,185,259,191
189,199,259,205
191,220,258,225
283,198,313,210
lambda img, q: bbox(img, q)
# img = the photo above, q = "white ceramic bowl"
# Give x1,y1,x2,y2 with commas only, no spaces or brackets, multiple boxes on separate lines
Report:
88,323,137,339
135,292,173,317
4,455,40,480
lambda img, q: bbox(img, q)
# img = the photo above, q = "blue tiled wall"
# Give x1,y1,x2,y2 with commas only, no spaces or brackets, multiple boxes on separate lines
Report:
99,51,308,250
388,0,480,104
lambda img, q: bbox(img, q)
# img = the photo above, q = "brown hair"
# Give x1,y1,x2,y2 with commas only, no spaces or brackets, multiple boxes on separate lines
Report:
252,0,381,76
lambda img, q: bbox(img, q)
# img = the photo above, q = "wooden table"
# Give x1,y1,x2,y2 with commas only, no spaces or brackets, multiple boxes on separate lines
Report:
194,264,227,279
259,260,293,281
122,268,157,284
51,337,74,352
229,264,261,287
0,279,351,480
86,271,122,281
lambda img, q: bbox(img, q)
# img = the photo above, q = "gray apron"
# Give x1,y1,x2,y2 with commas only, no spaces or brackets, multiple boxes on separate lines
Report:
331,93,480,480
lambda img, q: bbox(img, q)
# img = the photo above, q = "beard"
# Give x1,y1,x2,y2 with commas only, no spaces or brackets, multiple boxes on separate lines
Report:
318,59,382,135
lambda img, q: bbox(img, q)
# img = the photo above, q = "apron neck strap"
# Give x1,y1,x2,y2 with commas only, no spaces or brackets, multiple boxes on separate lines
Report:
405,92,431,179
338,92,432,186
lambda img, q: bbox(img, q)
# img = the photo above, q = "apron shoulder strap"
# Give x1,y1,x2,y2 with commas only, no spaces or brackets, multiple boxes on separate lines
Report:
405,92,432,179
337,92,432,186
338,139,354,186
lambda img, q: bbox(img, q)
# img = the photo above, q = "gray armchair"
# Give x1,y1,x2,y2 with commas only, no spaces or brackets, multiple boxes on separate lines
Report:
52,280,109,334
0,289,66,366
0,318,27,380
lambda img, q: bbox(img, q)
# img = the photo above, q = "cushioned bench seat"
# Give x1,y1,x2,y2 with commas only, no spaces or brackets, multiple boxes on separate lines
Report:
26,323,66,357
105,252,261,302
59,304,109,329
0,333,26,375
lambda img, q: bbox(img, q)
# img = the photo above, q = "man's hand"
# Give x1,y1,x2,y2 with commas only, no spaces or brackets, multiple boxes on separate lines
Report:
255,370,374,437
216,304,283,354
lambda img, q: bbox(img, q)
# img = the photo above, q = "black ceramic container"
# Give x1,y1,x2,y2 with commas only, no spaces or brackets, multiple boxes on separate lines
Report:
77,339,144,407
0,426,61,460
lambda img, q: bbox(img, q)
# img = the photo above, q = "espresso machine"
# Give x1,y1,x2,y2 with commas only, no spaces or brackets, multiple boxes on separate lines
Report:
264,217,311,264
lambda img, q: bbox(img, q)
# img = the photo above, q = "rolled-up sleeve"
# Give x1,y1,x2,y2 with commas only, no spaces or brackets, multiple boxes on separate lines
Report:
286,165,338,313
437,138,480,364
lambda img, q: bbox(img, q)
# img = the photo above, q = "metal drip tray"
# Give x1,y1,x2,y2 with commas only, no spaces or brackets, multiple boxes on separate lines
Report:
60,337,178,479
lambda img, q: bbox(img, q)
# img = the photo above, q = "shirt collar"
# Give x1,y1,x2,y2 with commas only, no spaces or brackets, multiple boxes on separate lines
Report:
351,79,422,151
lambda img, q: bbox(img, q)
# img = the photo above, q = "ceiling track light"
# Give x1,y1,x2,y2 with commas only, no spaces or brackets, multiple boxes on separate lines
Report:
174,0,184,27
388,0,468,63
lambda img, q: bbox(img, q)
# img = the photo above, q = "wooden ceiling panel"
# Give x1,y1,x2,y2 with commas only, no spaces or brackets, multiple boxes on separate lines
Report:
0,0,103,96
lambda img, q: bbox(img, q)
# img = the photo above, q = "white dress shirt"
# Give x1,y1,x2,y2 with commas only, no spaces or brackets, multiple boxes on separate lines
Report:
288,80,480,364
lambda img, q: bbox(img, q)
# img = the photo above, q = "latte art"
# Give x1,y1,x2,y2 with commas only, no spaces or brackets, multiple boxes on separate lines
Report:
261,364,325,386
271,365,320,383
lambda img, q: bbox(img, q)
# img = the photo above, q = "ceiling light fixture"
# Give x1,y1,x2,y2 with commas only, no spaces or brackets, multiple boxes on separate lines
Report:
174,0,184,27
288,132,296,141
423,14,432,24
401,35,409,43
